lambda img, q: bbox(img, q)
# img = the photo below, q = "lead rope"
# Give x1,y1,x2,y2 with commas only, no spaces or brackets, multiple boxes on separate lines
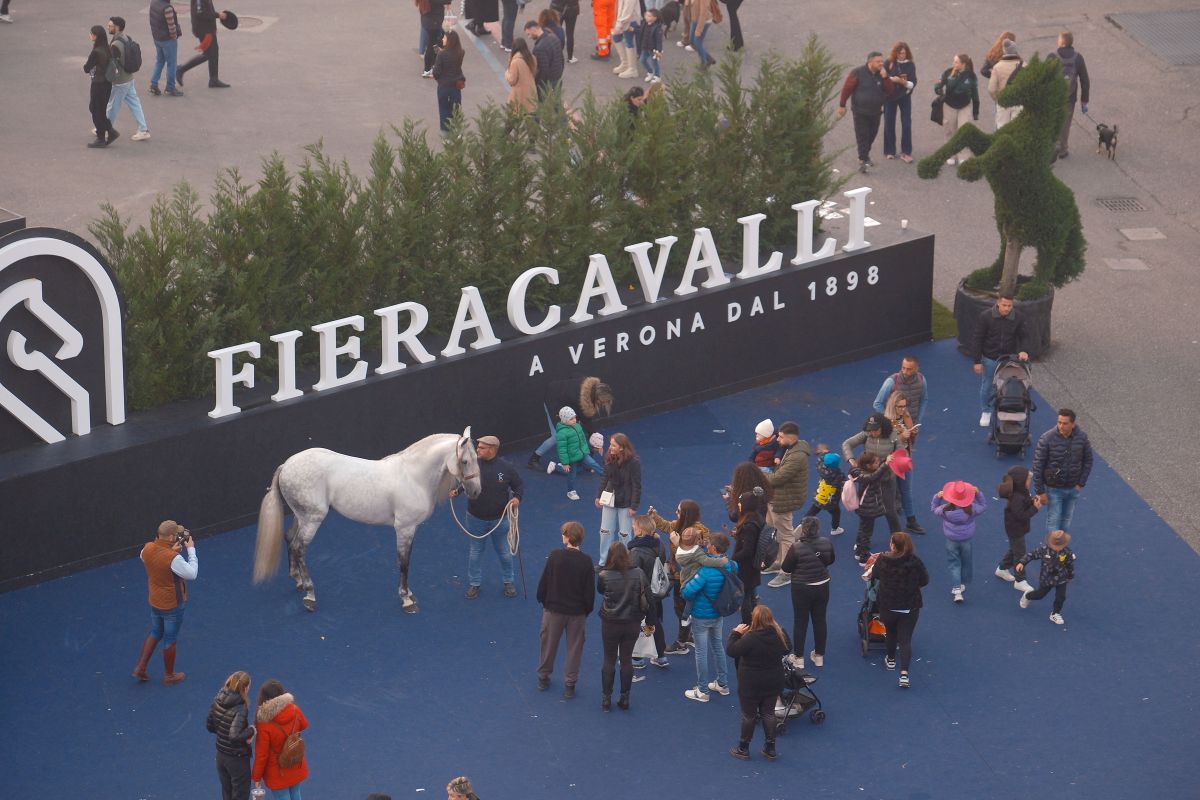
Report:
448,496,526,598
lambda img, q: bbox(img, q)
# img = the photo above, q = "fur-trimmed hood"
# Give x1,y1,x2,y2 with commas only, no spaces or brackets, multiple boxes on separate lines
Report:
578,376,612,419
256,692,295,724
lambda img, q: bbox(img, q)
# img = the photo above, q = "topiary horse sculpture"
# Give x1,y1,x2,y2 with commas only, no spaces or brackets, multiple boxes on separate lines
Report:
918,55,1085,299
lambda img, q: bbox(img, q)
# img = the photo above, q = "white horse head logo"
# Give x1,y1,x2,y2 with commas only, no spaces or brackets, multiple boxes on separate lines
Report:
0,233,125,445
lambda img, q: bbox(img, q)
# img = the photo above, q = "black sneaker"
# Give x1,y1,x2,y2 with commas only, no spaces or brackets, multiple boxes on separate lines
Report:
87,138,109,148
149,85,161,95
107,129,120,144
503,582,517,598
885,655,896,671
761,742,778,761
209,79,230,88
906,517,926,534
166,88,184,97
664,641,689,655
729,745,750,761
537,676,550,691
526,453,540,470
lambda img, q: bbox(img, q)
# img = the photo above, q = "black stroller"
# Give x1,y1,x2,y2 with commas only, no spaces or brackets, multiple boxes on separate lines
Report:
987,356,1035,458
775,655,825,732
858,566,888,657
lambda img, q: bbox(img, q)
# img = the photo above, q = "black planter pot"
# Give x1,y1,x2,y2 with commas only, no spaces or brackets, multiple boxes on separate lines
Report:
953,279,1054,359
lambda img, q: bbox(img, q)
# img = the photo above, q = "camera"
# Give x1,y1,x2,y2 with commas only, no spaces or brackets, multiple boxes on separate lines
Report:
175,529,192,547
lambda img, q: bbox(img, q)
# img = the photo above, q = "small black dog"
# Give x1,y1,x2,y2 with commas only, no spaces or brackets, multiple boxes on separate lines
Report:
1096,124,1118,160
659,0,681,33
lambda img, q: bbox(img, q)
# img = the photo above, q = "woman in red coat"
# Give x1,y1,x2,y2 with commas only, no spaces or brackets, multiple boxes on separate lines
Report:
251,680,308,800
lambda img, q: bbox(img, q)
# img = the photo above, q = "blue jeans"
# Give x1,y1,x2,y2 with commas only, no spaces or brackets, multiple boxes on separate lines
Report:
883,94,912,156
598,505,633,565
107,80,149,132
1045,486,1080,532
639,51,660,77
150,38,178,91
466,512,514,587
690,22,710,66
551,454,603,493
692,615,728,691
945,538,973,587
897,471,915,518
437,86,461,132
622,29,635,48
149,603,185,645
979,356,999,413
271,786,302,800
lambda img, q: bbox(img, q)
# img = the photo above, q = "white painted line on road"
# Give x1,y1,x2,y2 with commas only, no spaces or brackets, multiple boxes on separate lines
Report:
460,25,512,92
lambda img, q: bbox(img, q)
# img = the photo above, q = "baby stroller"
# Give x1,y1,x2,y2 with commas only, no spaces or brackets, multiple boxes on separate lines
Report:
858,561,888,657
775,654,825,732
987,356,1035,458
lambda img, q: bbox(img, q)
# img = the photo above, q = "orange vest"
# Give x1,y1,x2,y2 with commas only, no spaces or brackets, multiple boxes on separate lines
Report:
143,539,186,610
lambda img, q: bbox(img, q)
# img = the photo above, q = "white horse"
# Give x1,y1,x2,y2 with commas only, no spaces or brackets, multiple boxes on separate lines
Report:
253,428,481,613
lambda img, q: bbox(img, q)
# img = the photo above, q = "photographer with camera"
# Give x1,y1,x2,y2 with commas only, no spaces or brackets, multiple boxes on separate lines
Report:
132,519,198,685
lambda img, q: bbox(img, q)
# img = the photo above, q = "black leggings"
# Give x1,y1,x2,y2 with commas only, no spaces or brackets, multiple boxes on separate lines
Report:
723,0,744,48
998,535,1026,570
562,11,578,60
739,584,759,625
422,22,443,71
600,618,640,695
790,581,829,656
880,607,919,671
89,81,114,139
1026,583,1067,613
738,693,777,745
645,596,665,657
179,33,219,81
856,509,902,558
805,501,841,531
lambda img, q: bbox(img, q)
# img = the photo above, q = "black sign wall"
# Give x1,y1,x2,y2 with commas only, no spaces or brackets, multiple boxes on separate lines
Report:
0,229,933,591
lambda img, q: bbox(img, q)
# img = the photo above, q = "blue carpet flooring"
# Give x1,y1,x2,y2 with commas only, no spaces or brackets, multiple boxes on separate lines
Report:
0,340,1194,799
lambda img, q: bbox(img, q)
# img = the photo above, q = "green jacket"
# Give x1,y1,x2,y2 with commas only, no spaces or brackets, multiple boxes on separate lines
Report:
555,421,589,464
769,439,810,514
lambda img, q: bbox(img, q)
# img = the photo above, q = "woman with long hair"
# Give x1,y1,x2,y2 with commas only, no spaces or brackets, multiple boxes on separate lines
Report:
725,461,773,518
505,37,538,114
648,498,710,654
883,391,921,531
882,41,917,163
730,487,765,624
933,52,980,165
781,516,834,669
431,30,466,133
84,24,118,147
251,679,309,800
980,31,1016,80
595,432,641,566
207,671,255,800
871,532,929,689
726,603,790,760
597,541,649,711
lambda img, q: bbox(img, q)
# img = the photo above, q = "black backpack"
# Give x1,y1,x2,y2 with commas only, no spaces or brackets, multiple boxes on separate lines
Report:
753,525,779,572
703,565,745,617
116,36,143,73
1056,51,1078,94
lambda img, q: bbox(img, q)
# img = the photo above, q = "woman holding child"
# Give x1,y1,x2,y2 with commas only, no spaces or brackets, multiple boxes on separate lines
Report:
648,499,709,654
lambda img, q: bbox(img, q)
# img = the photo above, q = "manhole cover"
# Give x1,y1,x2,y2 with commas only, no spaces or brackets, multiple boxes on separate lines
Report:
238,15,263,28
1096,196,1147,212
1108,11,1200,65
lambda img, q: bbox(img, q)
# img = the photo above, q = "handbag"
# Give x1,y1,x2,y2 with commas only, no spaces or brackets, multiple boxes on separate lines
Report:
599,490,615,508
277,717,304,769
930,96,945,126
710,0,723,24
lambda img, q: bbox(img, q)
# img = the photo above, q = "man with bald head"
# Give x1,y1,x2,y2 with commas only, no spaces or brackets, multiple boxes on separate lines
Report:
133,519,198,685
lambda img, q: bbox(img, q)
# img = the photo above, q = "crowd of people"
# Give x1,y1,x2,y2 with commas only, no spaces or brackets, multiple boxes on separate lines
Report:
838,29,1092,172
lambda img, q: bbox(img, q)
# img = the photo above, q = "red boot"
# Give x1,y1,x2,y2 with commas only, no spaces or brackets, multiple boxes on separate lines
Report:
162,643,185,685
132,636,157,681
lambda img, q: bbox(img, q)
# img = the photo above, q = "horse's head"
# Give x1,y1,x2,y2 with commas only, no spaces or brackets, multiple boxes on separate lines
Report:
455,426,482,499
997,54,1068,116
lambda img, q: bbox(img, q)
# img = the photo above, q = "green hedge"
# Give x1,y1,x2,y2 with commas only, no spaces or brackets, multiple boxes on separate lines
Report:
91,38,845,411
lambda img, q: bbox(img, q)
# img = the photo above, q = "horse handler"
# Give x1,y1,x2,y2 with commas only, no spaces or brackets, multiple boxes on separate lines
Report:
132,520,198,684
454,435,523,599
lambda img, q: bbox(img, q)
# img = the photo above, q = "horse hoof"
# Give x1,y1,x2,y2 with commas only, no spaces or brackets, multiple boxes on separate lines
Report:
403,603,420,614
303,598,317,612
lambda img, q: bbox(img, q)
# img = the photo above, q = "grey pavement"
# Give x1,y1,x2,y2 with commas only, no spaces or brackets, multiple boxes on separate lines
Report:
2,0,1199,548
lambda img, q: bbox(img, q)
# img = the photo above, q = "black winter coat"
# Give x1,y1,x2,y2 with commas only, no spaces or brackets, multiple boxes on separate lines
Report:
532,30,564,85
971,305,1028,363
598,456,641,510
1031,428,1093,494
597,568,648,622
149,0,181,41
731,515,763,589
873,553,929,611
206,688,253,757
853,463,896,518
726,627,791,698
781,535,835,584
1002,491,1039,538
189,0,218,38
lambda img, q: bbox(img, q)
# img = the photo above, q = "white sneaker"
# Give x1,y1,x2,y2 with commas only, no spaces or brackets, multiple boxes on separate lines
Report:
994,567,1015,582
1013,580,1035,594
760,566,781,575
767,573,790,588
631,673,646,683
786,653,804,670
684,687,710,703
676,40,685,48
566,490,580,501
0,14,12,22
131,130,151,141
644,73,653,82
421,69,433,78
830,527,844,536
568,57,578,63
952,587,964,604
707,680,730,696
1019,592,1030,609
979,411,992,427
546,460,557,475
1049,613,1064,625
809,650,824,667
649,76,660,83
685,44,695,52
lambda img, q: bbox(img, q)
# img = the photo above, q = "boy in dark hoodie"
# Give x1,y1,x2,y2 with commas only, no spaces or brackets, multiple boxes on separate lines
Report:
995,465,1040,589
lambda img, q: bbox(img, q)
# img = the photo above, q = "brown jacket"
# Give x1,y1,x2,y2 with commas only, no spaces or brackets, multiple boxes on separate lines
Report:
506,54,538,113
685,0,713,27
142,539,185,610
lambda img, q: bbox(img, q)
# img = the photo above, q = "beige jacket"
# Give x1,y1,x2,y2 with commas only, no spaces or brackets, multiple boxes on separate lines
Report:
506,55,537,113
685,0,713,27
988,56,1022,100
614,0,640,34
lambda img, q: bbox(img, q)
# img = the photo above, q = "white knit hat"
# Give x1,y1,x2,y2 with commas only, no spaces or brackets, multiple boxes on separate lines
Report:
589,432,604,450
559,406,577,423
754,419,774,438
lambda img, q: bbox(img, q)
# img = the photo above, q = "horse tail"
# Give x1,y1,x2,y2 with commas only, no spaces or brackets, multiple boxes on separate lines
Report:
254,466,286,583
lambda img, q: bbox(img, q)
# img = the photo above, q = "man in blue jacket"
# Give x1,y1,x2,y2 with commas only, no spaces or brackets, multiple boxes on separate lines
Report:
681,532,737,702
1031,409,1092,533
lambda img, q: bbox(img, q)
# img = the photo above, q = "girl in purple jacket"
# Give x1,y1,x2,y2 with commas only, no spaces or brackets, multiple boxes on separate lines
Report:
932,481,987,604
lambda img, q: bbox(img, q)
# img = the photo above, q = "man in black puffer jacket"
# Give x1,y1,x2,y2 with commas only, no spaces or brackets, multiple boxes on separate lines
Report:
781,517,834,668
971,293,1029,428
1031,408,1092,534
